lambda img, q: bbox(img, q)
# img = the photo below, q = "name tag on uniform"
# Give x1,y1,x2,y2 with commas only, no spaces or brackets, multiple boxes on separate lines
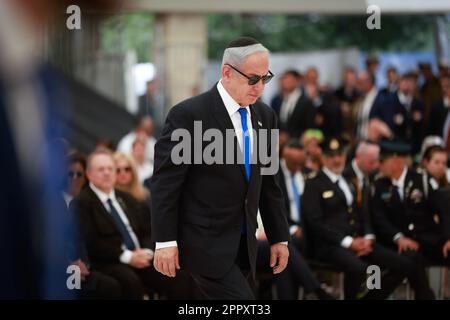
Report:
381,192,391,200
322,190,334,199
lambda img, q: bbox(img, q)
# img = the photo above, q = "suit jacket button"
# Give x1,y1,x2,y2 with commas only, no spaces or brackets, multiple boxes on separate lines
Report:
348,207,353,213
349,219,355,226
408,223,414,231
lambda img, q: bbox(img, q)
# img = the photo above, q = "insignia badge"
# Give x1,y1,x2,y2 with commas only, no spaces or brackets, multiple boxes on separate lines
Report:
410,188,423,203
322,190,334,199
330,139,339,150
394,113,404,125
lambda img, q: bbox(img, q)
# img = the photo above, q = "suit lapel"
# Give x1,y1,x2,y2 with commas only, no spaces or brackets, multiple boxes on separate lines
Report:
247,105,263,192
321,171,348,205
88,187,118,231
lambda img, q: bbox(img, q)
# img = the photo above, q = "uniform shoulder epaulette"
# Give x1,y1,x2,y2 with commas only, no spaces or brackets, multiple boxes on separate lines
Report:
306,171,317,179
416,167,425,174
373,173,387,182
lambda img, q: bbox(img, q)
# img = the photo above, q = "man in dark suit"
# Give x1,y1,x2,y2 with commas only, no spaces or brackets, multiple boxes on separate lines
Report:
343,140,380,227
150,37,290,299
71,149,180,299
372,140,450,269
303,137,422,299
275,139,333,299
370,73,425,155
428,74,450,151
270,69,301,118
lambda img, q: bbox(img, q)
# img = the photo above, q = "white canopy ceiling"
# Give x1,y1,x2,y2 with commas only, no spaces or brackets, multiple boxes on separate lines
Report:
124,0,450,14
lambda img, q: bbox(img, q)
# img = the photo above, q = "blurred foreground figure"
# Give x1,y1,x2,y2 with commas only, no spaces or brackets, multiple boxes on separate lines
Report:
0,0,115,299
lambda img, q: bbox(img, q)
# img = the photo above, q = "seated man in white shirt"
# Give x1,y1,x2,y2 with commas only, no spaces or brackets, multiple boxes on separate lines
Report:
70,148,187,299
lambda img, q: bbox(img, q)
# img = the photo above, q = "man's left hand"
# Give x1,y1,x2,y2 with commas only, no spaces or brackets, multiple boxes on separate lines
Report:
270,243,289,274
443,240,450,258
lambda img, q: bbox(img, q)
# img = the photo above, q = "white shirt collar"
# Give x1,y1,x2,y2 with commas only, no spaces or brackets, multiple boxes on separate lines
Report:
392,166,408,189
281,159,294,177
89,182,116,205
444,97,450,108
351,159,365,182
217,80,250,117
398,92,412,106
322,166,342,183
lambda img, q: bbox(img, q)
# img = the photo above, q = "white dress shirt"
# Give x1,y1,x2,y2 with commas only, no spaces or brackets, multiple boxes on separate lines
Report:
280,159,304,236
279,88,301,125
89,183,153,264
391,166,408,242
351,159,365,190
357,87,378,139
322,167,354,206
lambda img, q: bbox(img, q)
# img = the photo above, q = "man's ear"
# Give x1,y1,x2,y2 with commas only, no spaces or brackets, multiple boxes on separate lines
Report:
222,65,231,82
85,170,92,182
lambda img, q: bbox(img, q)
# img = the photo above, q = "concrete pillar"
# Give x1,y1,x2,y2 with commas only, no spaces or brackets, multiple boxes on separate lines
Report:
153,13,207,115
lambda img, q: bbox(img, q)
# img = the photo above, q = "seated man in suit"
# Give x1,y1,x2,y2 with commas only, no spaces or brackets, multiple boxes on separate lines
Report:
70,148,180,299
370,73,424,155
372,140,450,279
275,139,333,299
303,137,424,299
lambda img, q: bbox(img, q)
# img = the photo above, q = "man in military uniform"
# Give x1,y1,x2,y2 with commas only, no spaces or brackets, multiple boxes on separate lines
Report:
372,140,450,276
303,137,426,299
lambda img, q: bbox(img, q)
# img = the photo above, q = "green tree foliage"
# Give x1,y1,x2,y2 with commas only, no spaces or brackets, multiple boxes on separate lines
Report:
208,14,435,59
98,13,436,62
100,13,153,62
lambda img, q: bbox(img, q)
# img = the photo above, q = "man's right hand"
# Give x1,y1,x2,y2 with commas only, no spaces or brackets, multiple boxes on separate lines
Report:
153,246,180,278
129,249,151,269
350,237,372,257
397,236,419,253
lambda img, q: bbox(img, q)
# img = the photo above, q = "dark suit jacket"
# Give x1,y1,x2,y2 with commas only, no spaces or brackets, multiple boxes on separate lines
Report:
428,99,450,138
70,187,152,268
281,93,316,139
370,92,424,154
302,170,368,257
342,163,375,236
150,85,290,279
371,170,447,247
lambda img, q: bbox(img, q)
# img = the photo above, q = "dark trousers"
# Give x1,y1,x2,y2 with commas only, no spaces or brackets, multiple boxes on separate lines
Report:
419,241,450,267
257,240,321,299
79,271,122,300
98,264,189,300
318,243,421,300
190,236,255,300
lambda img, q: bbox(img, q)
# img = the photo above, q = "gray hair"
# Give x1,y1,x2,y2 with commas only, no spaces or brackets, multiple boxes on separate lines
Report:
222,43,269,67
356,141,379,157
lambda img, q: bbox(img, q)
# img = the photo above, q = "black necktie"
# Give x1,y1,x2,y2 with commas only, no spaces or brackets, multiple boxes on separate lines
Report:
106,198,136,250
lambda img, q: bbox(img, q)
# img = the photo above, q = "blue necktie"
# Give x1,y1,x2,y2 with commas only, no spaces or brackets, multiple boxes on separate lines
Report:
107,199,136,250
238,108,251,181
290,173,301,222
238,108,251,235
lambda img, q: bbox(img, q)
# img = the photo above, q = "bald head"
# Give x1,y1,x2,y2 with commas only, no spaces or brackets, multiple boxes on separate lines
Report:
355,141,380,175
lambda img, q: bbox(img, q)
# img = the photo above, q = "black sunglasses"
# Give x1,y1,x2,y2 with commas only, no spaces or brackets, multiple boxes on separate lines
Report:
68,171,84,178
226,64,274,85
116,166,132,174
